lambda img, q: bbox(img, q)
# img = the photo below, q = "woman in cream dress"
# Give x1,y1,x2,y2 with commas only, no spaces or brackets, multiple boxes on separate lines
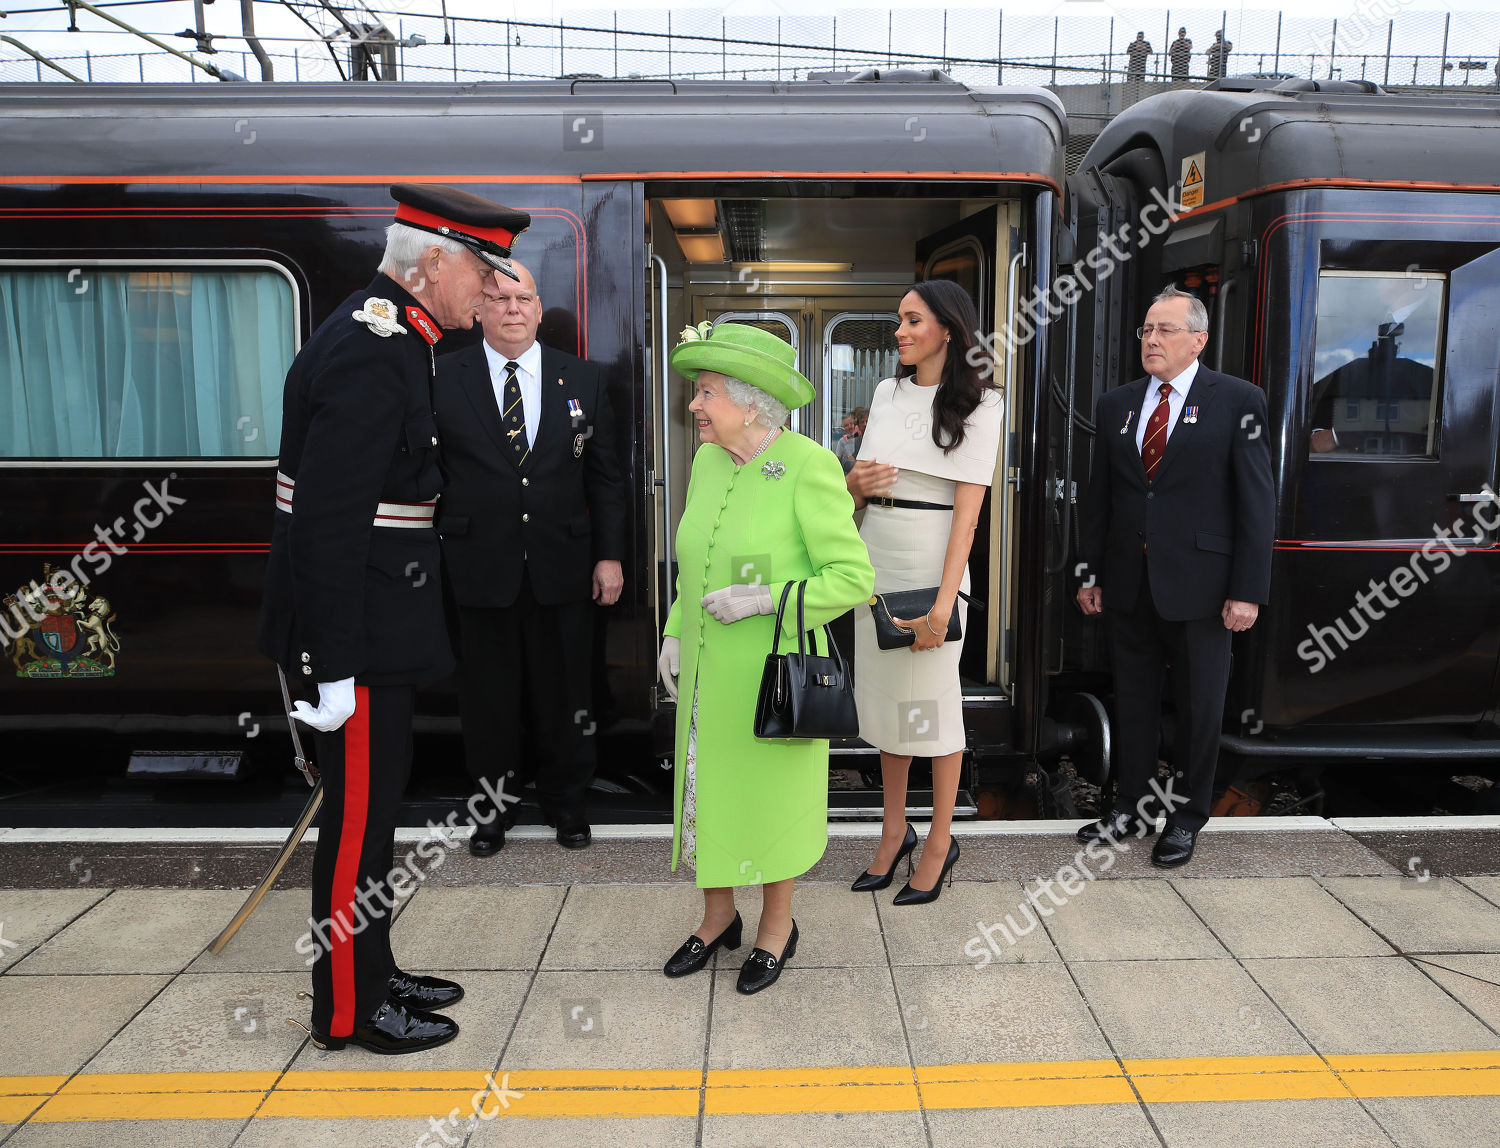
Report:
847,280,1004,904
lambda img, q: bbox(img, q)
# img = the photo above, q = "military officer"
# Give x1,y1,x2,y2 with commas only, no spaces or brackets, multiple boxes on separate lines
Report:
258,183,530,1055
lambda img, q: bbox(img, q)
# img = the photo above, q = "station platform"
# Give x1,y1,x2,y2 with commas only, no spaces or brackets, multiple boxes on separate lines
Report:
2,816,1500,1147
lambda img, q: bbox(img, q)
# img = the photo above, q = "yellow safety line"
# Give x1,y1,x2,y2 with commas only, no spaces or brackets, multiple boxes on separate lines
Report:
13,1051,1500,1123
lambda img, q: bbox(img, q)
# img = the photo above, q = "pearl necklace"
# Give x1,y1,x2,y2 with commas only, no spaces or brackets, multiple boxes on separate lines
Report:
744,425,780,463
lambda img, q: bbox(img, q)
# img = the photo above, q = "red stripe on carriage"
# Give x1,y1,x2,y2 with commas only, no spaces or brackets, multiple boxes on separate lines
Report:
329,687,371,1038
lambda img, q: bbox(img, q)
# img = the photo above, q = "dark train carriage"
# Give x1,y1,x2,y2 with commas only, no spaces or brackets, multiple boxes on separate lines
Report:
0,75,1069,822
1054,79,1500,808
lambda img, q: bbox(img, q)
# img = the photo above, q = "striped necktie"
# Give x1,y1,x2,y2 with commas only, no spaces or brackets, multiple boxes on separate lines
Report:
1141,383,1172,480
502,359,529,466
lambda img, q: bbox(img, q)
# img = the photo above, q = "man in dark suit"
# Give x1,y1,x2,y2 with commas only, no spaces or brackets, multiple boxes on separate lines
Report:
1074,285,1274,867
435,260,626,854
259,183,529,1053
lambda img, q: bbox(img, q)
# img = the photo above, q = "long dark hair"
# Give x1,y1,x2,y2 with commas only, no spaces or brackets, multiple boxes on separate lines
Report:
894,279,996,454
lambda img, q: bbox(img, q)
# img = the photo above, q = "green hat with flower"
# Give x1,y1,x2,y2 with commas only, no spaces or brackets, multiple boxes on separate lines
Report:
670,320,816,411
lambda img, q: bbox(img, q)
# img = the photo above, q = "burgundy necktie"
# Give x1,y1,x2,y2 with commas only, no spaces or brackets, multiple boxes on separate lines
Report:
1141,383,1172,481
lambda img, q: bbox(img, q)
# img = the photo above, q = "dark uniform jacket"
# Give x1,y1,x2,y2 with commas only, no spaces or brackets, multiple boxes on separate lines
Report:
258,273,455,685
1079,365,1274,621
434,341,626,608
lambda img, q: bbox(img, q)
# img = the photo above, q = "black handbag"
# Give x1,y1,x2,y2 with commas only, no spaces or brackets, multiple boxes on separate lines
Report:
753,581,860,740
868,588,984,651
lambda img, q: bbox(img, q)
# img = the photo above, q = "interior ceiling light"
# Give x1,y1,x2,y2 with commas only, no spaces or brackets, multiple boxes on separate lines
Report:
677,232,727,262
661,199,718,229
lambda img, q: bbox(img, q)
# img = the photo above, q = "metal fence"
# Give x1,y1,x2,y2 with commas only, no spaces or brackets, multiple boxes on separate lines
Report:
2,8,1497,90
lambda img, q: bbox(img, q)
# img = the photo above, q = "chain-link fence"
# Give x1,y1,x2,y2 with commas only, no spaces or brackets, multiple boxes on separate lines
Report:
2,8,1496,91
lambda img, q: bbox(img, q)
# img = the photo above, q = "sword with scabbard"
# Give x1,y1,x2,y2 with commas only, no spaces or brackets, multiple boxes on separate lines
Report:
208,666,322,955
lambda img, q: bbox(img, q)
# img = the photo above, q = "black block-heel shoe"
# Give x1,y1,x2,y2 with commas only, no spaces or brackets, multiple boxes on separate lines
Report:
851,822,919,892
736,919,798,995
663,912,743,978
892,838,960,906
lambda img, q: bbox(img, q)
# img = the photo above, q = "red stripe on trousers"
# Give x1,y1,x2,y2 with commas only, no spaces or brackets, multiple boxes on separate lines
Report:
330,686,370,1037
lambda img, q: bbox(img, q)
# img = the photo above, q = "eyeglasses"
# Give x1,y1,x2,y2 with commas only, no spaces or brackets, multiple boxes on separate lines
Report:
1136,324,1193,338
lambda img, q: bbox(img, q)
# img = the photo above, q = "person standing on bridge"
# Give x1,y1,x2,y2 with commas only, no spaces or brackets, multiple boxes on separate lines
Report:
259,183,528,1054
1169,28,1193,81
1074,286,1274,868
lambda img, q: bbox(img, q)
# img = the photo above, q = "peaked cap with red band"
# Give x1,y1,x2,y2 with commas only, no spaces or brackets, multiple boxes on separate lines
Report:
389,183,531,282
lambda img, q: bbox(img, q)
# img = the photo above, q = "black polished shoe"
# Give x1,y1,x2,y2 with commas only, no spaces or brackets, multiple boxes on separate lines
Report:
735,920,798,995
663,912,743,978
892,838,960,906
851,822,919,892
388,969,464,1010
469,819,506,857
309,999,458,1055
554,821,591,849
1151,825,1198,868
1076,809,1158,845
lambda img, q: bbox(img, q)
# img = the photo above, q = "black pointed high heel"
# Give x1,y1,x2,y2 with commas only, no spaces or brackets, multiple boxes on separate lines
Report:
663,912,743,978
851,822,919,892
892,837,960,905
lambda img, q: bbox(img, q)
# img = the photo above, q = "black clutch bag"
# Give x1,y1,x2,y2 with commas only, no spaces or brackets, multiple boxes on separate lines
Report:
753,581,860,740
868,588,983,651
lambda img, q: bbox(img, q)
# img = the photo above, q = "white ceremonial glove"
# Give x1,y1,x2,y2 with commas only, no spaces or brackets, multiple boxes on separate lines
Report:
291,677,357,733
658,635,681,700
701,583,775,624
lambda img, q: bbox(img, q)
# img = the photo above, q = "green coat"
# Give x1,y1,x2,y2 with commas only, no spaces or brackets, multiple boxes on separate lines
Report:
664,432,875,887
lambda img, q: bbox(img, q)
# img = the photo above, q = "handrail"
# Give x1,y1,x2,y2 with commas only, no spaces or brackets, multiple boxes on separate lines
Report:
650,252,675,668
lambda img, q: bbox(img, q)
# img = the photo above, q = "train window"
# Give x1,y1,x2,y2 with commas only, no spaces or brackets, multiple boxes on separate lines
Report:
0,263,295,460
823,313,899,459
1308,270,1444,459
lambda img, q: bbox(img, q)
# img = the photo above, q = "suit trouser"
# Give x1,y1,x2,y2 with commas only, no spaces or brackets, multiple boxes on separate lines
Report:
1107,562,1231,833
308,684,413,1038
457,568,596,819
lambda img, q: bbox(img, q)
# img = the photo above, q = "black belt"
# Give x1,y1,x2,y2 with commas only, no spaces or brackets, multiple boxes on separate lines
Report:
868,497,953,510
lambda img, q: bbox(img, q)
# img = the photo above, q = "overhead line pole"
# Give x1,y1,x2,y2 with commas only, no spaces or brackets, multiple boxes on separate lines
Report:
61,0,241,79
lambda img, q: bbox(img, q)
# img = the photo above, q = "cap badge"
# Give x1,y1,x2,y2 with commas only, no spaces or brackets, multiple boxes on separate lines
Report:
353,298,407,338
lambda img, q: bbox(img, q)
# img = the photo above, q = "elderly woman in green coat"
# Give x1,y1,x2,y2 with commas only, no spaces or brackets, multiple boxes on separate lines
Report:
657,322,874,995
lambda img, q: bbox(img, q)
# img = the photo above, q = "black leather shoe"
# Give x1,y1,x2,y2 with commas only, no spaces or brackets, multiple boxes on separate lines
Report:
851,822,919,892
311,999,458,1055
663,912,743,978
892,838,960,906
388,969,464,1010
1076,809,1157,844
1151,825,1197,868
735,920,798,995
554,821,591,849
469,819,506,857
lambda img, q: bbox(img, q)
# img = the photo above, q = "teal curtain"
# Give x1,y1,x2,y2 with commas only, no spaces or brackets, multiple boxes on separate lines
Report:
0,268,292,458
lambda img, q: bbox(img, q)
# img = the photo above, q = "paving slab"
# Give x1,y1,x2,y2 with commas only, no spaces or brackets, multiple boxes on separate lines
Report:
0,888,109,972
876,880,1060,966
82,971,309,1075
1145,1098,1395,1147
1040,879,1228,961
1460,873,1500,903
1244,956,1500,1053
1172,877,1395,959
10,890,245,975
469,1115,700,1146
709,967,906,1071
760,884,888,969
541,883,719,971
895,961,1112,1065
504,969,709,1071
926,1102,1160,1147
1318,876,1500,953
235,1117,436,1147
1402,953,1500,1032
703,1111,927,1147
286,970,529,1072
392,885,565,971
1361,1095,1500,1148
0,973,169,1076
3,1119,243,1147
1072,959,1313,1059
185,889,317,974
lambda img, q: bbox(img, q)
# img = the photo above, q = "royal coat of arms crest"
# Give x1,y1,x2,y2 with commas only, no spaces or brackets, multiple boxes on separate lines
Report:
4,565,120,678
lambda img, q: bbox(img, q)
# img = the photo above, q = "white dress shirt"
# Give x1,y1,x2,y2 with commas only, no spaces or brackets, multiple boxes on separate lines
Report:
1134,357,1199,455
483,338,543,449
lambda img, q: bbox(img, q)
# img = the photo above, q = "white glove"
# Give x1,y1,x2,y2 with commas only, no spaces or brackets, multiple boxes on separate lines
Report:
658,635,681,700
291,677,357,732
701,584,774,624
